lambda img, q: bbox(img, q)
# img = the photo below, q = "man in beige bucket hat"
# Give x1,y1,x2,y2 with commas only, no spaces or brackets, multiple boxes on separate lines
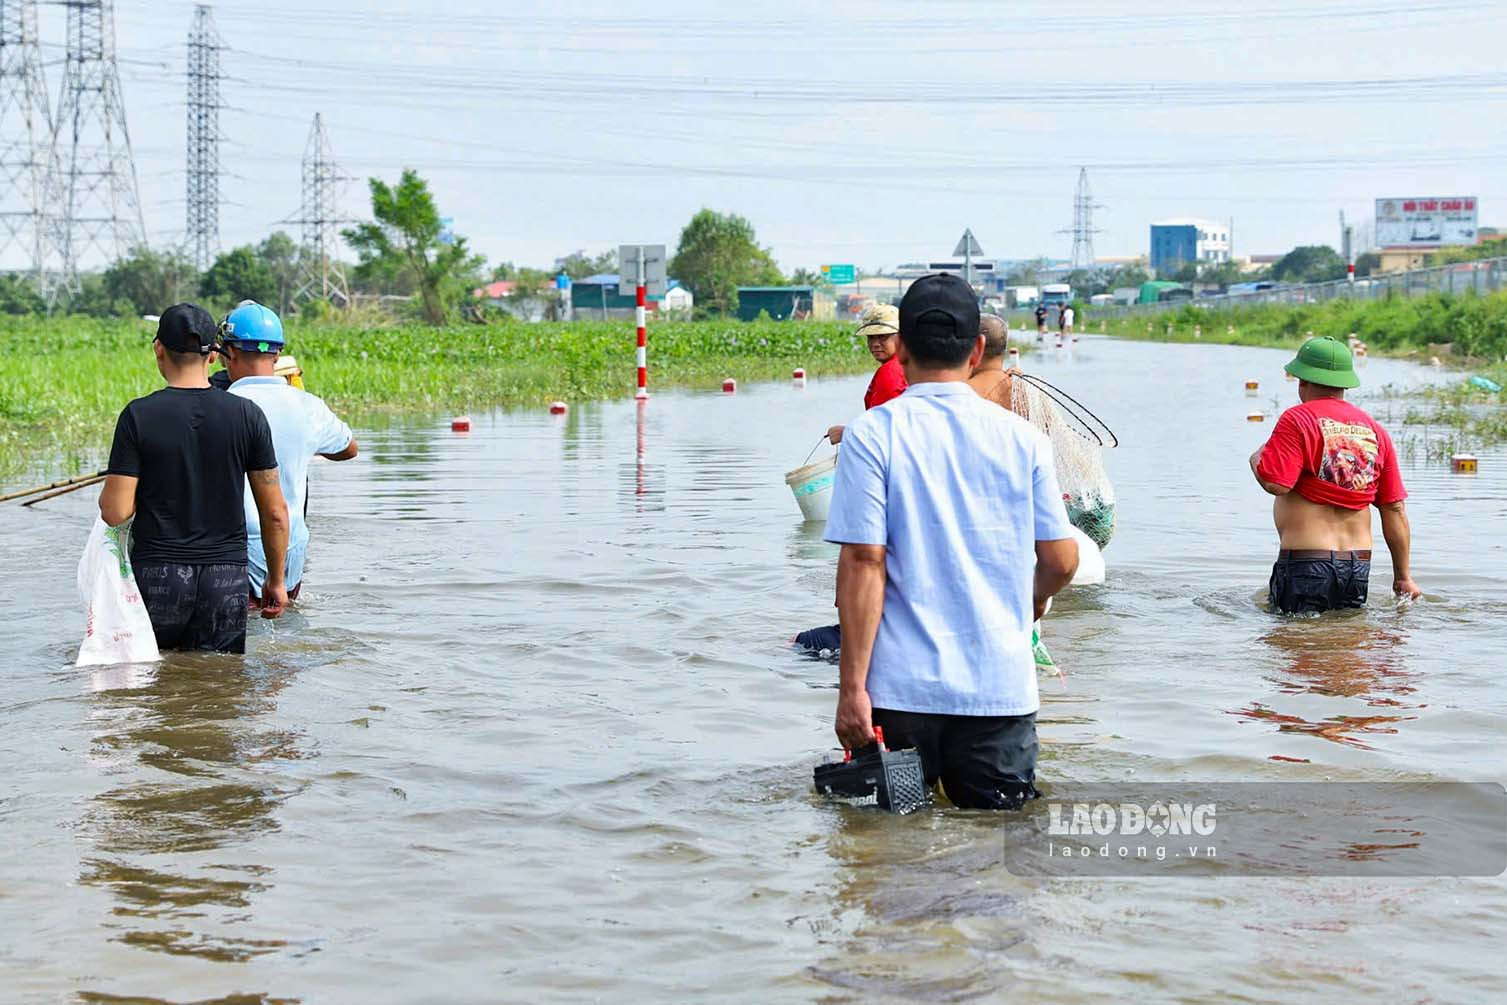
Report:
826,303,907,445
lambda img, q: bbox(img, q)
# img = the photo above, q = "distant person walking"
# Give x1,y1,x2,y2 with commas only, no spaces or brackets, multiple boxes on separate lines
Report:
1034,302,1049,340
826,274,1078,809
1061,303,1075,338
219,302,358,606
97,304,290,653
1250,335,1422,613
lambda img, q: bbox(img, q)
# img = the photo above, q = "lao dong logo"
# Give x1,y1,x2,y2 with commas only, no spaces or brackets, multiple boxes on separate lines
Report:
1048,801,1217,838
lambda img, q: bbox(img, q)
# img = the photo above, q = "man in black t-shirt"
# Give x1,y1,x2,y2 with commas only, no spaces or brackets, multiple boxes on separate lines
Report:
98,304,292,654
1034,302,1048,340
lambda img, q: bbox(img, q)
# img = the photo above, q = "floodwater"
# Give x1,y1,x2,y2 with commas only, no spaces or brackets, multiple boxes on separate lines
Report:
2,336,1505,1003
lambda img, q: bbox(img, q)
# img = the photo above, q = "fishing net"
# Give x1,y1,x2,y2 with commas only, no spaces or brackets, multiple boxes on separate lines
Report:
1008,375,1117,549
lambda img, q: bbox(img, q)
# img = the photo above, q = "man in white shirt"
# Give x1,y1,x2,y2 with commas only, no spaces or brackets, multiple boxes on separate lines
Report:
825,273,1079,809
218,301,358,605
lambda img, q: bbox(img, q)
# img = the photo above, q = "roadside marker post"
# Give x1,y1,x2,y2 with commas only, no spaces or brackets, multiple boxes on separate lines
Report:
619,244,667,401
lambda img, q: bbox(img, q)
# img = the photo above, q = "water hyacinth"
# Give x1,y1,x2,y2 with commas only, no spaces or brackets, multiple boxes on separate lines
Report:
0,316,869,483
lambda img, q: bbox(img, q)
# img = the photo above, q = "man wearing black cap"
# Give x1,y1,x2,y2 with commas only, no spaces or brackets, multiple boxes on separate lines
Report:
97,303,292,653
824,274,1080,809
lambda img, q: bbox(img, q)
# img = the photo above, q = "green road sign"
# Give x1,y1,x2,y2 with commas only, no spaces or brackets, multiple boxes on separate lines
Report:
821,263,856,285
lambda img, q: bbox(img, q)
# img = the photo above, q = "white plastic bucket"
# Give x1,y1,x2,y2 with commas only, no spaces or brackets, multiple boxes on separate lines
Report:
785,453,837,522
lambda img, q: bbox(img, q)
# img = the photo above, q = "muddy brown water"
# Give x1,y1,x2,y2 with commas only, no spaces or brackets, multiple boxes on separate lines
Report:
2,336,1504,1003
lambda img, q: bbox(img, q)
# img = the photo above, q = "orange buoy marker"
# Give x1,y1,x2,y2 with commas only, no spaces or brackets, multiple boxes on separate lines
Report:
722,378,737,393
451,416,471,432
1245,379,1260,396
1452,453,1478,474
1007,347,1020,362
792,367,806,381
548,401,568,415
1246,411,1265,422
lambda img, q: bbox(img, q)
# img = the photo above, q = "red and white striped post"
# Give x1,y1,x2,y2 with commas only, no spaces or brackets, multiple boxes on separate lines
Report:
634,247,649,400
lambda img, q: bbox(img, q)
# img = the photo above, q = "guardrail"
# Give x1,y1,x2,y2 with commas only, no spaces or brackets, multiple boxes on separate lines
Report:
1093,256,1507,318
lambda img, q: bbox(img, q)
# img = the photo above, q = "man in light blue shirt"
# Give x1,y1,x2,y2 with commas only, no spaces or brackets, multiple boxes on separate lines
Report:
825,273,1079,810
218,302,358,604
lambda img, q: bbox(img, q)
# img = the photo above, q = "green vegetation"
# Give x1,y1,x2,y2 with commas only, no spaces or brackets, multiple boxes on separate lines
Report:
668,209,783,315
345,169,486,325
0,316,869,483
1097,288,1507,360
1097,290,1507,452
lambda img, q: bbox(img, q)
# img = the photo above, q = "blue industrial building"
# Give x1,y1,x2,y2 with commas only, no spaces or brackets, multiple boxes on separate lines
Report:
1149,219,1231,276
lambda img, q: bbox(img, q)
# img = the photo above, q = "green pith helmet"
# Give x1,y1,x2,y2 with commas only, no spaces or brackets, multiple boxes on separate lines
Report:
1284,335,1359,389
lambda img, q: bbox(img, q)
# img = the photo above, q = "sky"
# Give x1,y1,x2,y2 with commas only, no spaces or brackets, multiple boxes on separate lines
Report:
10,0,1507,274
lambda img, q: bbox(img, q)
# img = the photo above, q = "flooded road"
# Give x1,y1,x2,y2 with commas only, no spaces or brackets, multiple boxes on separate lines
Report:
3,336,1505,1002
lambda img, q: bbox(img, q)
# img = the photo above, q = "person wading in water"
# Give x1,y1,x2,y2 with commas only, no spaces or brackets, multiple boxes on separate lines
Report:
967,315,1022,407
1250,335,1422,614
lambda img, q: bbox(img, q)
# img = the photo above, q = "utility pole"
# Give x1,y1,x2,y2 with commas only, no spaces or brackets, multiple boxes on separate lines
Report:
1340,210,1355,284
1062,167,1104,272
0,0,54,285
51,0,146,292
185,4,221,270
291,113,349,308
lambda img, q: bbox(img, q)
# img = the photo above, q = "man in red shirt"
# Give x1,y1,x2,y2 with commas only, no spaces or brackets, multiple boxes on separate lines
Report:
826,303,906,444
1250,335,1422,614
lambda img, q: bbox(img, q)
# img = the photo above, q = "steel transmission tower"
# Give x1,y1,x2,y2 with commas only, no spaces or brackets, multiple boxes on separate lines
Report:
293,113,349,307
1064,167,1104,271
52,0,145,286
0,0,54,278
185,4,221,269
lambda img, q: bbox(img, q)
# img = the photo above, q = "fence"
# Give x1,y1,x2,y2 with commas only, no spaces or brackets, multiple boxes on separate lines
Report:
1093,256,1507,319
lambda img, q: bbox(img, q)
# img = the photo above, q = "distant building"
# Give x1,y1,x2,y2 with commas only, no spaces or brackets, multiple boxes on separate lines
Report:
735,286,835,322
570,273,688,320
1150,219,1231,276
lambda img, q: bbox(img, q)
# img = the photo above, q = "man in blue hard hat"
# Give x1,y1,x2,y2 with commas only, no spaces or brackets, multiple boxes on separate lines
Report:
219,301,359,606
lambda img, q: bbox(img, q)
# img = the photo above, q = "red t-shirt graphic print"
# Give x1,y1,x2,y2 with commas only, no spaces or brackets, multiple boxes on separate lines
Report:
1255,398,1407,511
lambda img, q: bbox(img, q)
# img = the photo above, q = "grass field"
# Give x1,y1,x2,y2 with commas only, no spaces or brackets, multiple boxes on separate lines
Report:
0,316,872,483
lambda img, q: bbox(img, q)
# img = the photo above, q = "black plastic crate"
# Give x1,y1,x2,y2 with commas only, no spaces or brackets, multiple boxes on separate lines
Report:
813,740,930,815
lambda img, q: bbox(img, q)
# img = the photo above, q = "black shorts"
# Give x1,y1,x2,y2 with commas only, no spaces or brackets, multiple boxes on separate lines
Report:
1268,553,1370,614
872,708,1039,810
134,562,250,653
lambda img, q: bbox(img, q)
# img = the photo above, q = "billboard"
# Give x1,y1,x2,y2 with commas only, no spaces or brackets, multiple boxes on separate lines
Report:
1375,197,1477,248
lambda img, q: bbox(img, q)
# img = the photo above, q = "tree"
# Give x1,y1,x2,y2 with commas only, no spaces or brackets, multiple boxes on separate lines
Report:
1103,264,1151,291
0,272,44,315
1354,251,1382,278
555,249,618,280
257,231,300,316
98,246,199,317
1272,245,1346,284
343,169,483,324
789,267,824,287
1003,257,1053,286
1196,258,1247,289
668,209,782,315
199,245,277,312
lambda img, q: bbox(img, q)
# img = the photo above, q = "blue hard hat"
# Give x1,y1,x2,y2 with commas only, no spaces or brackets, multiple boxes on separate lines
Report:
220,300,285,352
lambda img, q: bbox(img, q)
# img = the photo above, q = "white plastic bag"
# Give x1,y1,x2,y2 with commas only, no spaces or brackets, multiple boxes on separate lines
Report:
76,518,160,667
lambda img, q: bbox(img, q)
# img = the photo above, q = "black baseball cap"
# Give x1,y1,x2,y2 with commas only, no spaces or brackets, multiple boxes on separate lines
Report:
155,303,218,355
899,273,980,346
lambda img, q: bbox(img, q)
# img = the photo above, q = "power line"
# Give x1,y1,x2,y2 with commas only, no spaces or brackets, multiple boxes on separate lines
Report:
184,3,220,269
51,0,145,290
0,0,53,281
